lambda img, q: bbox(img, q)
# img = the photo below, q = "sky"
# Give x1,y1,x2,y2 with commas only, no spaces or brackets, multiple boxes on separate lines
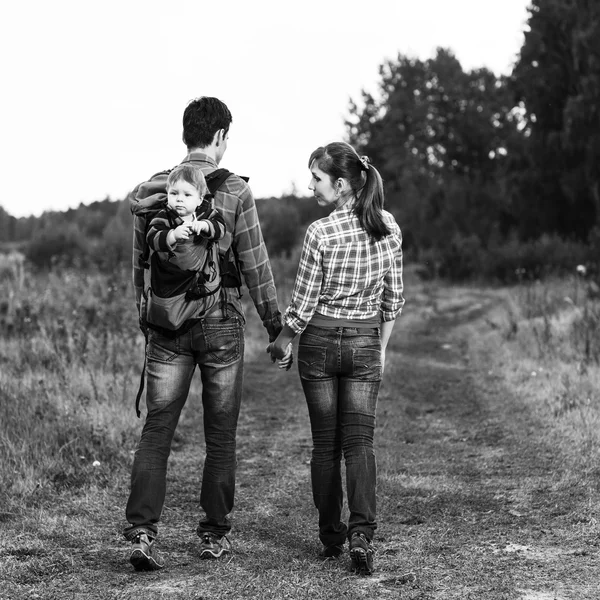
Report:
0,0,531,219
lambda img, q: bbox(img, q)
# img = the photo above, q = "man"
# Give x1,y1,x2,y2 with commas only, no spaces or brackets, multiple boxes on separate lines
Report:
124,97,283,570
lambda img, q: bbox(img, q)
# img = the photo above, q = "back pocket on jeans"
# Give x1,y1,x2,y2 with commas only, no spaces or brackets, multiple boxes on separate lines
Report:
351,348,382,380
298,345,327,378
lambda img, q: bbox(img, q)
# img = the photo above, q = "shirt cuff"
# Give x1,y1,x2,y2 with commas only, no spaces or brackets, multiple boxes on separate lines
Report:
264,313,283,342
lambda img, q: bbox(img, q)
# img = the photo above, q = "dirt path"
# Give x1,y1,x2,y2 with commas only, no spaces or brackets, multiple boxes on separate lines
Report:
376,285,599,599
4,283,599,599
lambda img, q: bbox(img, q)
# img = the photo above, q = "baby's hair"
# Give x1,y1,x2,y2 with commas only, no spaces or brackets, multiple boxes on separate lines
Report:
166,163,208,195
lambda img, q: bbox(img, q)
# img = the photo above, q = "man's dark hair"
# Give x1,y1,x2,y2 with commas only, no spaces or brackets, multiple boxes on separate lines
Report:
182,97,232,150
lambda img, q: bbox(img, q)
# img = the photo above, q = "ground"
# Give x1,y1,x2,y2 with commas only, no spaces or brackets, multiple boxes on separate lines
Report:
2,283,599,599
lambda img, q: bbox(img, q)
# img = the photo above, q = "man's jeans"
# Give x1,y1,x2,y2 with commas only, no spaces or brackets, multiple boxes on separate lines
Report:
124,315,244,541
297,324,381,547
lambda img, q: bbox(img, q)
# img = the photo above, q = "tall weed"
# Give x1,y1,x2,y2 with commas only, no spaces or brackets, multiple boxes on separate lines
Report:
0,264,142,506
508,272,600,453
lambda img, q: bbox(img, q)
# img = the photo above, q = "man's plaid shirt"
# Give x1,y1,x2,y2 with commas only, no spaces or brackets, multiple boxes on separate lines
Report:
284,203,404,335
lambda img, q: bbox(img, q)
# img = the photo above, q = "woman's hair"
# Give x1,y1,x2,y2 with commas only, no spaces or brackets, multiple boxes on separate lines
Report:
308,142,390,240
166,163,207,196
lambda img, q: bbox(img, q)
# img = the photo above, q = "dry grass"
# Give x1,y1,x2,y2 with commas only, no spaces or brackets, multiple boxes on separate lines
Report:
1,264,600,599
472,274,600,458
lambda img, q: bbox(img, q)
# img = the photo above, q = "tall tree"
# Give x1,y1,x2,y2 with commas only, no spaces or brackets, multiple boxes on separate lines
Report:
510,0,600,240
346,48,515,255
564,0,600,230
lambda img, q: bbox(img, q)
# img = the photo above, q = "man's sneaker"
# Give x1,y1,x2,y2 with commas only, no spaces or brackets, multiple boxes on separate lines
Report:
349,532,374,575
129,532,165,571
319,543,344,559
198,532,231,559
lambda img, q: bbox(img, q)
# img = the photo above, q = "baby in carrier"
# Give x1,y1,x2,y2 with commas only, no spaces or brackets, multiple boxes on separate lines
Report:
145,163,226,331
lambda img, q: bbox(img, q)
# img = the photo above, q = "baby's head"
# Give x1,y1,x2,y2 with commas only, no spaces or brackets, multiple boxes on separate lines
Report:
166,164,208,217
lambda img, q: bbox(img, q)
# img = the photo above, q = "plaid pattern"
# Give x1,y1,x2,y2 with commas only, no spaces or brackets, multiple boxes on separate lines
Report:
284,204,404,335
131,153,282,341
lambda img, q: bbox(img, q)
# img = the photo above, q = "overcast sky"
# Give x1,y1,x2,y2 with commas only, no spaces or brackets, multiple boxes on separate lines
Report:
0,0,530,218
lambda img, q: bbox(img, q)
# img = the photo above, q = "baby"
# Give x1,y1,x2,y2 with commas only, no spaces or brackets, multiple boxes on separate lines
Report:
146,163,225,272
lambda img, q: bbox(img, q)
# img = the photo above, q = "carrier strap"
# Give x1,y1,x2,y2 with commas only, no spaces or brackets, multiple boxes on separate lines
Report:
135,335,148,418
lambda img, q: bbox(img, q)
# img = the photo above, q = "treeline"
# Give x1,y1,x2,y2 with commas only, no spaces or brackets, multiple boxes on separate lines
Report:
0,195,328,272
346,0,600,280
2,1,599,281
0,199,133,271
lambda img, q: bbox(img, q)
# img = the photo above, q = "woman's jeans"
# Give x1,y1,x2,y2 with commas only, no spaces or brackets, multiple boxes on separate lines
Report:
124,315,244,541
298,324,382,546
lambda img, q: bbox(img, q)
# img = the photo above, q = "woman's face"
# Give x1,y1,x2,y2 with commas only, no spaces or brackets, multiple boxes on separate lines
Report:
308,161,337,207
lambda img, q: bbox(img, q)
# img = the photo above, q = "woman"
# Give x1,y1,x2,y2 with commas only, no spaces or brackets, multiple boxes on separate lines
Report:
268,142,404,575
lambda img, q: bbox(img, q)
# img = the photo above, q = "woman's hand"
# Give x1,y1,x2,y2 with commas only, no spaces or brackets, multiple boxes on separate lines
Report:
266,325,296,371
278,344,294,370
266,342,293,371
266,340,286,360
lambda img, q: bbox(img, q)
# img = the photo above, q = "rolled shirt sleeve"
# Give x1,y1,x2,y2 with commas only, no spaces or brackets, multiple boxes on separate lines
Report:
230,178,282,341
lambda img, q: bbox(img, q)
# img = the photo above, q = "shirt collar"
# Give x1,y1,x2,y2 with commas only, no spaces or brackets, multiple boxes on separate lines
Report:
182,151,218,169
334,198,356,214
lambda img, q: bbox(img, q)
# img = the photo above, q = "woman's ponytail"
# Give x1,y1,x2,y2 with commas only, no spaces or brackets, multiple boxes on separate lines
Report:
355,159,390,241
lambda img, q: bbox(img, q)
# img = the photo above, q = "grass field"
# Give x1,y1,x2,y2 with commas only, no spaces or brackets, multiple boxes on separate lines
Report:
1,262,600,599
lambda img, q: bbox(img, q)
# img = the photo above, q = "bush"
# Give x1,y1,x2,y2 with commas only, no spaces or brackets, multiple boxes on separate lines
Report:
483,234,590,283
257,198,303,257
25,223,90,269
438,233,484,280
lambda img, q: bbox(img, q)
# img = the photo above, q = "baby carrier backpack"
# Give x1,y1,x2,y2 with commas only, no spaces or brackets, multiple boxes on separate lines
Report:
145,199,222,332
130,166,244,416
134,168,233,332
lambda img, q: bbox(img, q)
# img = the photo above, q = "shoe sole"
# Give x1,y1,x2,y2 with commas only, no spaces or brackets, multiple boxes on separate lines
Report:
199,548,230,559
130,549,164,571
350,548,373,576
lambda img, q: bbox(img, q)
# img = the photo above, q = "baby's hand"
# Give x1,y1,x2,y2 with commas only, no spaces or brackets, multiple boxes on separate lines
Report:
173,223,192,242
189,220,209,236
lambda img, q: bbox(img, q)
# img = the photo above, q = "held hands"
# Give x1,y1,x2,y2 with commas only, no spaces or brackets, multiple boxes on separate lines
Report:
266,342,294,371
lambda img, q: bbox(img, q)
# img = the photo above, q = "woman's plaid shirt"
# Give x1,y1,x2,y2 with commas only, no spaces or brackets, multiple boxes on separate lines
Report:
284,204,404,335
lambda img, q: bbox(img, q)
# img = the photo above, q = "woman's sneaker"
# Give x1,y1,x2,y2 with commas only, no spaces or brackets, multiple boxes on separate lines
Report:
349,532,374,575
129,532,165,571
198,533,231,559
